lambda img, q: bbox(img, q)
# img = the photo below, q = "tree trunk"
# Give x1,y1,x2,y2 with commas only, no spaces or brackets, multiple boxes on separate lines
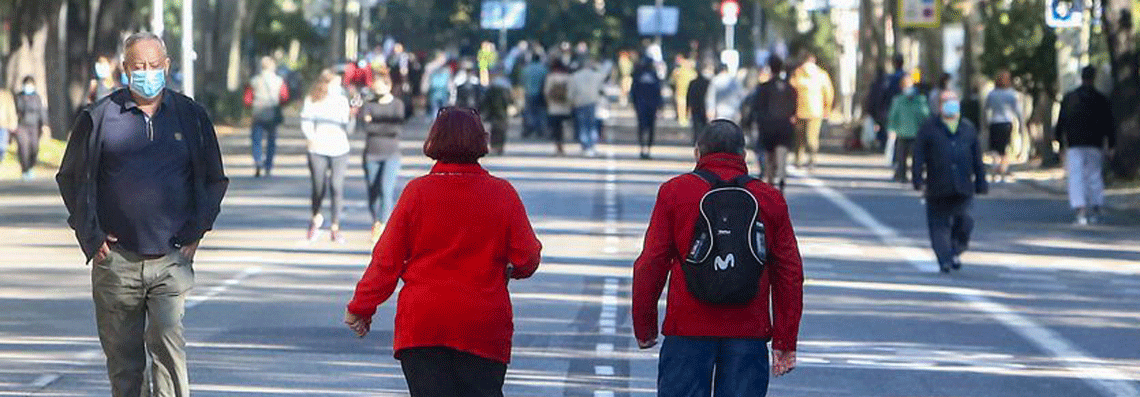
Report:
855,0,885,117
1102,0,1140,178
329,0,346,64
226,0,247,92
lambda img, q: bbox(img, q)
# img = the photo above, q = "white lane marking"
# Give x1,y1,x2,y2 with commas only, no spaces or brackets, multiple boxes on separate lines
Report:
29,373,60,389
1109,278,1140,287
75,349,101,361
186,266,263,309
796,171,1140,397
997,272,1061,282
36,265,265,390
595,147,621,397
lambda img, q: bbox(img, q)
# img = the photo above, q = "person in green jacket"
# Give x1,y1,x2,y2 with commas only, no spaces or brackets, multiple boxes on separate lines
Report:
888,75,930,183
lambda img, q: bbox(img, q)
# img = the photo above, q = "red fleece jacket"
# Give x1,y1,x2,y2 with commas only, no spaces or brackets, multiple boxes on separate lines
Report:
348,162,542,364
632,153,804,351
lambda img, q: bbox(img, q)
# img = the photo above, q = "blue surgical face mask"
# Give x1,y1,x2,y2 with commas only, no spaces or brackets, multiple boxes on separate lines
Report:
22,84,35,95
942,100,961,117
129,69,166,99
904,86,916,96
95,63,111,79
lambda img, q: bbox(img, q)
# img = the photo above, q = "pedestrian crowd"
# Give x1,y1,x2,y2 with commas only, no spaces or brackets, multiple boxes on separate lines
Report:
49,33,809,397
32,27,1123,397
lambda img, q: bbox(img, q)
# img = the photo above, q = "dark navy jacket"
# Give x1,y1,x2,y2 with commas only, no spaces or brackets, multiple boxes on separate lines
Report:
912,117,988,198
57,88,228,261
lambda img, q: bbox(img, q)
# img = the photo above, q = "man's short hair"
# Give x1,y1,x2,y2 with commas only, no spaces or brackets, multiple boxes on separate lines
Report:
1081,65,1097,82
122,32,167,60
697,119,746,156
768,55,784,76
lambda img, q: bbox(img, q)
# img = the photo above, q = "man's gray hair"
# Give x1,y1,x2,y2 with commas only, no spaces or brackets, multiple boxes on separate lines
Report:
697,119,746,156
122,31,167,60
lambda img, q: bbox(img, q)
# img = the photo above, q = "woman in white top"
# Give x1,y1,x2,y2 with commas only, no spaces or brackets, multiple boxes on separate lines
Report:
300,70,352,243
984,71,1023,182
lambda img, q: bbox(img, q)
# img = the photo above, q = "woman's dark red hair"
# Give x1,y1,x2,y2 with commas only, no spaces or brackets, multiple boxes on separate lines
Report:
423,107,489,163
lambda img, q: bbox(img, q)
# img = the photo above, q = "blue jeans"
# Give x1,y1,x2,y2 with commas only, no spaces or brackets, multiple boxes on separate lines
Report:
250,121,278,171
429,93,450,117
574,104,598,151
363,156,402,223
523,95,547,138
0,127,8,164
658,336,770,397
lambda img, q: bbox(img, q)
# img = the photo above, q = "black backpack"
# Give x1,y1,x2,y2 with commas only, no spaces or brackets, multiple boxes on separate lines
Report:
683,169,768,305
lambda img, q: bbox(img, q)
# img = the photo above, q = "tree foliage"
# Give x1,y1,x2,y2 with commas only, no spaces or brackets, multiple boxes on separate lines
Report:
979,0,1057,99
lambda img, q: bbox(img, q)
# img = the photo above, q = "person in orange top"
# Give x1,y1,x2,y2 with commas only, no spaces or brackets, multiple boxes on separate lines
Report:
345,107,542,397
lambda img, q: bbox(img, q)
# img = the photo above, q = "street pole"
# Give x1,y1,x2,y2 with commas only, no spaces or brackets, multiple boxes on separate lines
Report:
152,0,164,37
655,0,663,44
181,0,194,98
499,0,508,51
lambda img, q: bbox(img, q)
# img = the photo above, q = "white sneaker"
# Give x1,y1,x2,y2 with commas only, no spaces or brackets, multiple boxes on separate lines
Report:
1075,216,1090,226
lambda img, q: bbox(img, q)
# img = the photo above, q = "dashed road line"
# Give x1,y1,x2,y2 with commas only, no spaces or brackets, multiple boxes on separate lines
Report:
796,170,1140,397
593,145,622,396
29,265,264,393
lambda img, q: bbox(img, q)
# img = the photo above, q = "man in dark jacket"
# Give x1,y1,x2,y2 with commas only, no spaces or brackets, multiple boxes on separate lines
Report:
686,64,712,144
1055,66,1116,225
913,89,988,273
632,120,803,396
631,56,663,159
751,56,798,191
56,32,228,397
14,75,49,180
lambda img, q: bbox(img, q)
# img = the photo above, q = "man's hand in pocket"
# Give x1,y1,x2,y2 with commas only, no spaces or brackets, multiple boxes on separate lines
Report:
93,235,118,263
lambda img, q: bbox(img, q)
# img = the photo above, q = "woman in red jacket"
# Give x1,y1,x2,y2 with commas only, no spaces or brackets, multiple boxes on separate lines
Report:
345,107,542,397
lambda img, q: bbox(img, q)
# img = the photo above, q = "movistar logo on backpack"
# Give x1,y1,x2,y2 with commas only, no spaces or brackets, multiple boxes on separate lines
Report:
714,253,735,270
683,170,767,305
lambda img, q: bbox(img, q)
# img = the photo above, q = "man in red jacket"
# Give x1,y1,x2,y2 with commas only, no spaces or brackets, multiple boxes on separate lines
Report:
632,120,804,396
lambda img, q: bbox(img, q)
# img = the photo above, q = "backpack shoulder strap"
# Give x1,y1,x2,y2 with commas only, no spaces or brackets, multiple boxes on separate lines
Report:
691,169,723,188
733,174,758,187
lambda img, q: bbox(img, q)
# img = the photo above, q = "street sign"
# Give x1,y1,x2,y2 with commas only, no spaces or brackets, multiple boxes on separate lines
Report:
721,0,740,25
480,0,526,30
637,6,680,36
898,0,941,28
1046,0,1083,28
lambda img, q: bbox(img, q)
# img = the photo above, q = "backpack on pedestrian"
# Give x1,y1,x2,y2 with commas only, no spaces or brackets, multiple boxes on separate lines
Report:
683,169,768,305
548,79,569,103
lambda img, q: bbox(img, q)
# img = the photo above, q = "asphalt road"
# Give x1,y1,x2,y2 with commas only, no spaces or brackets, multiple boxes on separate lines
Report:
1,117,1138,396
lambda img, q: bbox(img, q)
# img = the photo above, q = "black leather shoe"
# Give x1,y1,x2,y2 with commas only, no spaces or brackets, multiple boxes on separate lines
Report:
939,263,952,273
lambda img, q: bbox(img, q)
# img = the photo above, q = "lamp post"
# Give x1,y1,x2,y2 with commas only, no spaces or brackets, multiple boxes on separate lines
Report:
181,0,194,98
721,0,740,72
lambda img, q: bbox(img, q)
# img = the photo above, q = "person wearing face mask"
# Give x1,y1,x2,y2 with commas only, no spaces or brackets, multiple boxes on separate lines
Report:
56,32,228,397
0,88,15,168
87,56,122,104
913,90,988,273
886,75,931,183
300,70,353,243
357,73,406,243
14,76,50,180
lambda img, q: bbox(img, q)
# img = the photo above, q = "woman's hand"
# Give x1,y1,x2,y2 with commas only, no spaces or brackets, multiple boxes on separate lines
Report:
344,309,371,338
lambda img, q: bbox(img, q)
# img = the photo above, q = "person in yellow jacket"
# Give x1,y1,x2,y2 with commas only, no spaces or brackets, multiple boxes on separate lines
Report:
790,52,834,169
0,89,17,166
670,55,697,126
